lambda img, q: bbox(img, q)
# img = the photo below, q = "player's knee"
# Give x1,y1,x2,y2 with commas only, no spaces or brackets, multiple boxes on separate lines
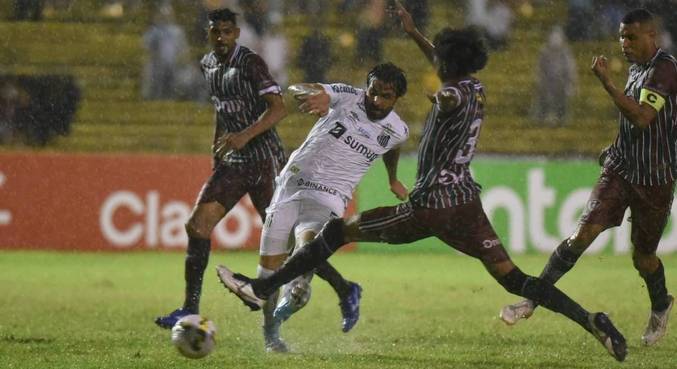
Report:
185,219,210,239
319,218,347,251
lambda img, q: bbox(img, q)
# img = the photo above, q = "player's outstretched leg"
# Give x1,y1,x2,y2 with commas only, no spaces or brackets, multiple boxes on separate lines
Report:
642,294,674,346
499,240,583,325
497,266,627,361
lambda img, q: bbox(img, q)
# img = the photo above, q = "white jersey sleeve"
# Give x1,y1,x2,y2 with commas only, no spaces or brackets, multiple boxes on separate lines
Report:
322,83,362,109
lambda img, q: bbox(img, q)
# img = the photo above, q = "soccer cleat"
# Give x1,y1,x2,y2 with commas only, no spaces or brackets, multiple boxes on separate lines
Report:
499,299,535,325
641,294,674,346
263,324,289,353
589,312,627,362
216,265,265,311
154,307,194,329
339,282,362,333
273,277,312,322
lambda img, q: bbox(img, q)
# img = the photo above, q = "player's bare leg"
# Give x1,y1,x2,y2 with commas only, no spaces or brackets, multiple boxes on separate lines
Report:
500,224,605,325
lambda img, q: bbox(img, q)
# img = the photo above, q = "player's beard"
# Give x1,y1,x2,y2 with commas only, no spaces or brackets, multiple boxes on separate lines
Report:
366,103,390,121
214,44,230,58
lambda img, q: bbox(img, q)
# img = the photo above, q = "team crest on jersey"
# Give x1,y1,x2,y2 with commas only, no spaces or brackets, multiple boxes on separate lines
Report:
377,133,391,148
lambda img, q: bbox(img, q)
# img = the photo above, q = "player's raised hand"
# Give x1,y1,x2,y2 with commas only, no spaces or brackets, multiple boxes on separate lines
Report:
388,0,416,34
390,179,409,201
591,55,610,82
298,92,330,117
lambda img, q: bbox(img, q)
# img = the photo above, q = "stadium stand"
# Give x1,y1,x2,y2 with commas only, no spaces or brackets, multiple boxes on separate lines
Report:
0,0,623,156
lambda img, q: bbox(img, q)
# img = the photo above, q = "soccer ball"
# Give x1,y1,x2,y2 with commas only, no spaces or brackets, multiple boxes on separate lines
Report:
171,315,216,359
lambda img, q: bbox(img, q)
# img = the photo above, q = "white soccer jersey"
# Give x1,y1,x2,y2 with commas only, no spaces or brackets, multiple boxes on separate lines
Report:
271,83,409,214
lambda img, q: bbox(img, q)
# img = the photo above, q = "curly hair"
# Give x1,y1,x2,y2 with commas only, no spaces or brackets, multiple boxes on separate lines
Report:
433,27,488,79
366,62,408,97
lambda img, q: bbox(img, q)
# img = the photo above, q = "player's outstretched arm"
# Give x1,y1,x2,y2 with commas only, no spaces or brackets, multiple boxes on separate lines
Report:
383,147,408,200
390,0,435,66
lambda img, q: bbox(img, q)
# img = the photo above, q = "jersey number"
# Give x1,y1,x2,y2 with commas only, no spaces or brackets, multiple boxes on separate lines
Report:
454,118,482,164
328,122,347,139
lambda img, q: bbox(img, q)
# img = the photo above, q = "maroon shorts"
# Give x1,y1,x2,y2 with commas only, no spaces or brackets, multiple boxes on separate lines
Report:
357,199,511,264
581,167,674,253
196,157,283,218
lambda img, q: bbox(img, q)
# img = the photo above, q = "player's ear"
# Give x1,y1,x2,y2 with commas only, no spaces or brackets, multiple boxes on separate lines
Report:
235,27,241,39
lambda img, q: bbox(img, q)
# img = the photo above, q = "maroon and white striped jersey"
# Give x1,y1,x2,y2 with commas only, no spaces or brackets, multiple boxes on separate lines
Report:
605,49,677,185
200,44,285,164
409,79,485,208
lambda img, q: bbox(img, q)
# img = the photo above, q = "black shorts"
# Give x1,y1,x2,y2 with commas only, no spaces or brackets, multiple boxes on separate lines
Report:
581,166,674,253
357,199,511,264
196,157,284,218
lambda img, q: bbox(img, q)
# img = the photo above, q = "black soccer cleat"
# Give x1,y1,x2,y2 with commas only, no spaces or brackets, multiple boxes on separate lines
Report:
589,312,627,362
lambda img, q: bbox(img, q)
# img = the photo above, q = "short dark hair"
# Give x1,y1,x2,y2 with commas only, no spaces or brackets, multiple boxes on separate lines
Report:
622,8,654,25
208,8,238,24
433,27,488,79
366,62,408,97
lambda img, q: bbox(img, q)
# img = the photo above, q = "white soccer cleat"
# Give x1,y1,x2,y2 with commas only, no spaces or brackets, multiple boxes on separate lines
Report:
216,265,265,311
641,294,674,346
274,276,312,322
499,299,535,325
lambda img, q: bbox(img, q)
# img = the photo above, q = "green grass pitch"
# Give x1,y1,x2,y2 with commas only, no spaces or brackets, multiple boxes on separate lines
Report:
1,250,676,369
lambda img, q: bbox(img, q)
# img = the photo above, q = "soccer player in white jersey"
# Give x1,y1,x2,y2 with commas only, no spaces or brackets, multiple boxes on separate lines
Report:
243,63,410,352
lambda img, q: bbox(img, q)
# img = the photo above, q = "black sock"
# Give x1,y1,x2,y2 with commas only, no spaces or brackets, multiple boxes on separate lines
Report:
539,240,582,284
183,237,211,313
499,268,591,332
254,218,346,297
315,262,352,299
640,260,670,311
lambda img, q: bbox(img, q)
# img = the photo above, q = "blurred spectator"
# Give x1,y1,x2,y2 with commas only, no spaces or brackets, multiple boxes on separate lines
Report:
465,0,513,50
297,25,333,82
13,0,44,21
565,0,596,41
141,4,189,100
355,0,386,63
532,26,577,127
0,81,20,143
261,18,289,87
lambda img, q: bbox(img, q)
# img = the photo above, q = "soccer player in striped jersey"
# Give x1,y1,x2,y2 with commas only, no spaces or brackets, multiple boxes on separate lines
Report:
154,8,289,331
215,2,628,362
501,8,676,346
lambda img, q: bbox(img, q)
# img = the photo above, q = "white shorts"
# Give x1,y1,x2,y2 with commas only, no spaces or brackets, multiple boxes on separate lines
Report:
259,196,344,256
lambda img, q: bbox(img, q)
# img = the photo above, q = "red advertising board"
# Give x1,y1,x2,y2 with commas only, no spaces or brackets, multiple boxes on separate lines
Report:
0,152,355,251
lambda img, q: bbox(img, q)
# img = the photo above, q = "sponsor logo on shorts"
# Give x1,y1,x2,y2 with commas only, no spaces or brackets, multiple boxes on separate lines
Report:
482,239,501,249
296,178,339,196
